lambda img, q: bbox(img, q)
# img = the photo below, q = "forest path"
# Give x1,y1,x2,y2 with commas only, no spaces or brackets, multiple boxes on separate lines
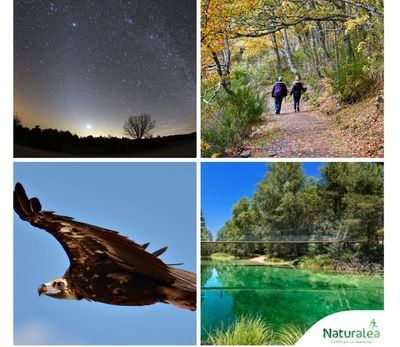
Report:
245,96,352,158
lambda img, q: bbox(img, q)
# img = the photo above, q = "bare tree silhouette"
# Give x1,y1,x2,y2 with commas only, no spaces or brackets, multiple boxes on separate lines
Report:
123,114,155,140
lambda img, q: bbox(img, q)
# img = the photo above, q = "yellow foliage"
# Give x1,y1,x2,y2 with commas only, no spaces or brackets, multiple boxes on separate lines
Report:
345,15,369,34
201,0,257,52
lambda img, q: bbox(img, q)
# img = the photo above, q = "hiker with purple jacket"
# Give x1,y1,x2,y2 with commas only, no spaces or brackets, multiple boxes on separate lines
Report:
271,76,287,115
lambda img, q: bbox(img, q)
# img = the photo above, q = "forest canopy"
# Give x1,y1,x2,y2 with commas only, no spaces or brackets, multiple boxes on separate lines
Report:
202,0,383,97
202,163,384,267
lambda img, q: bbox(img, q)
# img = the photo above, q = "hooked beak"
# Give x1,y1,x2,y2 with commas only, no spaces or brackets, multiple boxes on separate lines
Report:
38,283,61,297
38,284,47,296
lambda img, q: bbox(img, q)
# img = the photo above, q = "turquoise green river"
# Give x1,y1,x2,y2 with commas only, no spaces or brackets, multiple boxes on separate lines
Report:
201,261,383,335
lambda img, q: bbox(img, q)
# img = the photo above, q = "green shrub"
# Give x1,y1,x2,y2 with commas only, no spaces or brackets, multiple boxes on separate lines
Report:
231,67,249,87
299,254,333,269
202,87,265,156
333,57,376,103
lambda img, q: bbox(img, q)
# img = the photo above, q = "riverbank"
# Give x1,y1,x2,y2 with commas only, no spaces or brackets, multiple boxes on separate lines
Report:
203,253,383,274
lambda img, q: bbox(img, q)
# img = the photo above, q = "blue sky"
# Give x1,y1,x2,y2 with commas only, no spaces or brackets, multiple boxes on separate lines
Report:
201,162,323,236
14,162,196,345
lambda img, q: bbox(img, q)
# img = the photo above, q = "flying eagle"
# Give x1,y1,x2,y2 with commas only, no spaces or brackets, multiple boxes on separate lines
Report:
14,183,196,311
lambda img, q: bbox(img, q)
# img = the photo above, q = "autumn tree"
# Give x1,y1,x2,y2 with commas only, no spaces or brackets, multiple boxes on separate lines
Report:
201,0,383,100
201,0,257,97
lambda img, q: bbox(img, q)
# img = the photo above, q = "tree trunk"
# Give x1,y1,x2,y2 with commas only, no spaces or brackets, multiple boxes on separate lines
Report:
311,29,322,77
316,22,330,60
211,41,234,95
271,33,282,71
220,38,233,94
333,24,340,83
344,34,355,61
282,28,298,75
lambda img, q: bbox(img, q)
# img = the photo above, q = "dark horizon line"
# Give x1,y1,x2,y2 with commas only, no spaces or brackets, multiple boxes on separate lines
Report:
14,120,196,139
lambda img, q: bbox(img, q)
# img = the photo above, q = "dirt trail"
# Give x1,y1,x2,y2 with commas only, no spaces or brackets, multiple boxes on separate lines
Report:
246,98,352,158
248,255,293,266
249,255,266,264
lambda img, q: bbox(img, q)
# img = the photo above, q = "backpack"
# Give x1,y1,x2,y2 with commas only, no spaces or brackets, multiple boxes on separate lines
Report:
273,83,284,97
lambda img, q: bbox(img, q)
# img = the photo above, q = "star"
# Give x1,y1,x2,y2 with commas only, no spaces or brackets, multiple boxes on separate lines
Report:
14,0,196,137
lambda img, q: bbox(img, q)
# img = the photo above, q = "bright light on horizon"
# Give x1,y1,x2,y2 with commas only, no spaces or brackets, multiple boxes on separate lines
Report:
85,124,92,129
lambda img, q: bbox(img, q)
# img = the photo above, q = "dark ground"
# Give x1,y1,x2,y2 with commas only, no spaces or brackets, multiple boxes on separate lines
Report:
14,136,196,158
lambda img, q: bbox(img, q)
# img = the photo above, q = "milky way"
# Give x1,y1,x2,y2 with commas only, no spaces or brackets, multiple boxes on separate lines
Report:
14,0,196,137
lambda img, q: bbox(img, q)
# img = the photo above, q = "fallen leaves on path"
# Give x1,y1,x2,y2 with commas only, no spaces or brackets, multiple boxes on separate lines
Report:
244,100,353,158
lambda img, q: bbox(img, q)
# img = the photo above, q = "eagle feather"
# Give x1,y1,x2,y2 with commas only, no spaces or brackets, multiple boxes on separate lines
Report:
14,183,196,310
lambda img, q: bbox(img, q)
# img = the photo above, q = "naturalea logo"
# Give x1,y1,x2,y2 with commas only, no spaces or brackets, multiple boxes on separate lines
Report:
322,319,380,340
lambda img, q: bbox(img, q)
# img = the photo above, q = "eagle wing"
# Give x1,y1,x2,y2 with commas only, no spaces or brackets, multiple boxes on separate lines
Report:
14,182,175,284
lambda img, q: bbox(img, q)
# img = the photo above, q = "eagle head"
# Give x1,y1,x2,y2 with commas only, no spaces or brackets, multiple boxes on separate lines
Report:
38,278,78,300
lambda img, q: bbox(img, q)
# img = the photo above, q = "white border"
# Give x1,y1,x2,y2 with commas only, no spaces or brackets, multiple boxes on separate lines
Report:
383,1,400,346
2,0,400,346
0,0,13,346
196,0,201,345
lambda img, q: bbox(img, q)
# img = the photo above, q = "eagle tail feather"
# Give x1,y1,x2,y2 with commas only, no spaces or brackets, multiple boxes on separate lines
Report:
161,286,196,311
169,267,196,291
160,267,196,310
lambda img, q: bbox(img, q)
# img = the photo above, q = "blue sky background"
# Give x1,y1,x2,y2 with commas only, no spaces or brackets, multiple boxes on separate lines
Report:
201,162,323,237
14,162,196,345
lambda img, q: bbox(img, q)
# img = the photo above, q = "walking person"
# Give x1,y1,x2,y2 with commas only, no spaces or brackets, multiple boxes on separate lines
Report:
290,75,307,112
271,76,287,115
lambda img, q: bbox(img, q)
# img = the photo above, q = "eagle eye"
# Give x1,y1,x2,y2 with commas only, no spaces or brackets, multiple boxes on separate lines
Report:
55,281,62,287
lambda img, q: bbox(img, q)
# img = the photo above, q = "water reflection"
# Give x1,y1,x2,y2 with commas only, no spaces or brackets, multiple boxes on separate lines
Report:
201,261,383,333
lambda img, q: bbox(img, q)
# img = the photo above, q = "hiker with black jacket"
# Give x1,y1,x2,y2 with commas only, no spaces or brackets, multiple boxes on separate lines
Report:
290,75,307,112
271,76,288,115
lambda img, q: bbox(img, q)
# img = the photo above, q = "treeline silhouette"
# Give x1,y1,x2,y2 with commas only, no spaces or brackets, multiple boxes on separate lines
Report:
14,120,196,157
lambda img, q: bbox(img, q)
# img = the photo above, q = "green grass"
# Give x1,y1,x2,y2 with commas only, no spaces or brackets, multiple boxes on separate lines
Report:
204,315,306,345
205,315,274,345
298,255,333,270
210,253,236,261
275,324,306,345
263,257,293,266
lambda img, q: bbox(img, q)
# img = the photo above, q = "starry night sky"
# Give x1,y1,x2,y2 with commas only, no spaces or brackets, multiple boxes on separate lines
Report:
14,0,196,137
